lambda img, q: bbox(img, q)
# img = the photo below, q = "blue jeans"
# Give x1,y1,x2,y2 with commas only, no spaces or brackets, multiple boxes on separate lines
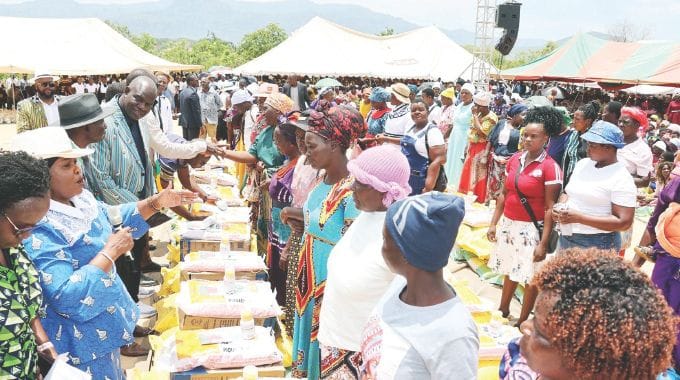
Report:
558,232,621,252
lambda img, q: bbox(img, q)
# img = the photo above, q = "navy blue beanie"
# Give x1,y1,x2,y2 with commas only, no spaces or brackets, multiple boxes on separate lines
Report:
385,192,465,272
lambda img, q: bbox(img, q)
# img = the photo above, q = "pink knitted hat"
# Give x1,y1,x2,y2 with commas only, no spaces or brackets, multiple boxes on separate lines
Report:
347,145,412,206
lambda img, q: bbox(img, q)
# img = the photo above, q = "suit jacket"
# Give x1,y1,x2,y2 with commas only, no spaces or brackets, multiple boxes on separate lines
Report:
282,83,311,111
15,95,60,133
179,86,202,129
88,96,155,205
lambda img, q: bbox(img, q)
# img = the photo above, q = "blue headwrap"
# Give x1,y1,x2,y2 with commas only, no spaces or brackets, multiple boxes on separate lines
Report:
369,87,391,103
507,103,528,117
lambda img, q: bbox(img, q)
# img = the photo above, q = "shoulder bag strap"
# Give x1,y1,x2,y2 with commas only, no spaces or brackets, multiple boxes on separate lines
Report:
514,159,542,231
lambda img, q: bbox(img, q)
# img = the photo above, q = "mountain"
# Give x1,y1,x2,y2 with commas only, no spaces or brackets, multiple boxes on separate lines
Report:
0,0,548,50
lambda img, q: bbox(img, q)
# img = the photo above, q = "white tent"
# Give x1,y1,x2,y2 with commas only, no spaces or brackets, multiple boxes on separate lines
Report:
0,17,201,75
236,17,493,82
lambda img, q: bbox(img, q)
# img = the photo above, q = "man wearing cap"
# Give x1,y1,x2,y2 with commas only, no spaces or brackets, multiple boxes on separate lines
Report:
360,193,479,379
179,74,202,140
282,75,311,111
378,83,412,143
16,71,61,133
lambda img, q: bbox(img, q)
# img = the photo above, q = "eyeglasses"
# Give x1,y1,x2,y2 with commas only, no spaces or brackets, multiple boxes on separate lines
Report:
3,214,44,236
38,82,56,88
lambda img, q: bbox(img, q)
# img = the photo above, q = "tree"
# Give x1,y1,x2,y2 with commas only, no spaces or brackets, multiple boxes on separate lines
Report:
132,33,157,53
377,27,395,36
608,20,650,42
464,41,559,70
237,23,287,63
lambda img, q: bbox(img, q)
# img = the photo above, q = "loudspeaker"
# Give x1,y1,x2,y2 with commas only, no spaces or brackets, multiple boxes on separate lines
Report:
495,29,518,56
495,2,521,56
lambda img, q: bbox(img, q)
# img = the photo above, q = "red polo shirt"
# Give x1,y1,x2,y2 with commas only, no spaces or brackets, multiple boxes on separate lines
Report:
503,151,562,222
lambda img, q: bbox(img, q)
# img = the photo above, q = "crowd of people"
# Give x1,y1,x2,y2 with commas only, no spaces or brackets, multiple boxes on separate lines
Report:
1,66,680,380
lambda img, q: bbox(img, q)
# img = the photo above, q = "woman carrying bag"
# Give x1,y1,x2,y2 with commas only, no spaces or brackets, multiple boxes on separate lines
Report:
391,99,447,195
487,107,563,326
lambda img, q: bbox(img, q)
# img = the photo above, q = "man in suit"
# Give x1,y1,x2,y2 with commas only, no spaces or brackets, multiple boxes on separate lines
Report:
179,74,202,139
16,71,61,132
282,74,311,111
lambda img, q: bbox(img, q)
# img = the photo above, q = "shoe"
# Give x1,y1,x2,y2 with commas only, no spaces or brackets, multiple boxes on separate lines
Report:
140,274,159,286
141,261,162,273
133,325,157,338
137,302,157,318
120,342,149,357
137,285,158,299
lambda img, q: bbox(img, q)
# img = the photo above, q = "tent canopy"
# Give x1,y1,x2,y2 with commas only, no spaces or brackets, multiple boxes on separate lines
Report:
0,17,201,75
236,17,493,82
496,33,680,86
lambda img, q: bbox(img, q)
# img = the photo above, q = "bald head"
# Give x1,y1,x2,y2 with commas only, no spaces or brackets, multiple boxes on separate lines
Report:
121,76,158,121
126,68,158,86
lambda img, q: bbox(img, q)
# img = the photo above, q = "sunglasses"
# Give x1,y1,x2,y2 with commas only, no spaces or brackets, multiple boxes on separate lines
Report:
38,82,56,88
4,214,45,236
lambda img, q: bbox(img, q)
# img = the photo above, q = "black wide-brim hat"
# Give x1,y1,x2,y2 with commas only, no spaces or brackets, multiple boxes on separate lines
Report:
58,93,115,130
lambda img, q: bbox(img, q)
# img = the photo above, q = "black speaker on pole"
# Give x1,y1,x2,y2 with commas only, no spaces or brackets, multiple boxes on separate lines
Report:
495,2,521,56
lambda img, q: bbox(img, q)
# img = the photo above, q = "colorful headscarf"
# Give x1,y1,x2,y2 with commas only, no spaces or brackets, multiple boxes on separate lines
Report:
621,107,649,129
265,92,294,115
308,105,365,149
507,103,528,117
369,87,391,103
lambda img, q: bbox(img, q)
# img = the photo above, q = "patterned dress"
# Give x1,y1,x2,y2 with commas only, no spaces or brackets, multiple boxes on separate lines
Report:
268,157,298,306
0,246,43,379
23,190,149,379
292,176,359,379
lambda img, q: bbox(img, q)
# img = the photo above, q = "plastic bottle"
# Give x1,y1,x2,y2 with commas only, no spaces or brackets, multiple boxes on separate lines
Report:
220,229,230,254
242,365,258,380
223,263,236,294
240,307,256,340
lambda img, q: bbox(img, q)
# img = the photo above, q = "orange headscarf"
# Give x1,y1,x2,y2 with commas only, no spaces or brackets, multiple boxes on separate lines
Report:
656,202,680,258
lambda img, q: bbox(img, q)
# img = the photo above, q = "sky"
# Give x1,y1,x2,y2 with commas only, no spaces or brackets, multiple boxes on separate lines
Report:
1,0,678,42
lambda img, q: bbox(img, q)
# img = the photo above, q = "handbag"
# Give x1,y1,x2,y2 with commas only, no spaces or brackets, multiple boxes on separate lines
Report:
424,124,448,192
514,165,559,253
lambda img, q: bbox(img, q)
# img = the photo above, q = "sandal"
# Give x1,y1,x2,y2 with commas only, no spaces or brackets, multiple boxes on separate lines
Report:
634,246,656,263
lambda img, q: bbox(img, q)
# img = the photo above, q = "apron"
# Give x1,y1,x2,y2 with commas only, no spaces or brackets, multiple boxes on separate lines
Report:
401,126,430,195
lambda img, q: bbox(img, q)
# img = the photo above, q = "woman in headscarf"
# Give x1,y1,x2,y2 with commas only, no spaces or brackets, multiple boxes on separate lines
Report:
280,119,323,330
444,83,475,190
561,100,600,186
486,103,527,201
13,127,197,378
361,87,391,148
318,145,411,379
267,122,300,306
437,87,456,137
222,92,293,257
458,91,498,203
291,105,365,379
617,107,653,259
0,151,55,379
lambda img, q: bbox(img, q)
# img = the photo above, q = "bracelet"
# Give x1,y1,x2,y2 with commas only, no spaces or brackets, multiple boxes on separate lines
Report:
99,250,116,275
37,341,54,353
149,195,162,211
